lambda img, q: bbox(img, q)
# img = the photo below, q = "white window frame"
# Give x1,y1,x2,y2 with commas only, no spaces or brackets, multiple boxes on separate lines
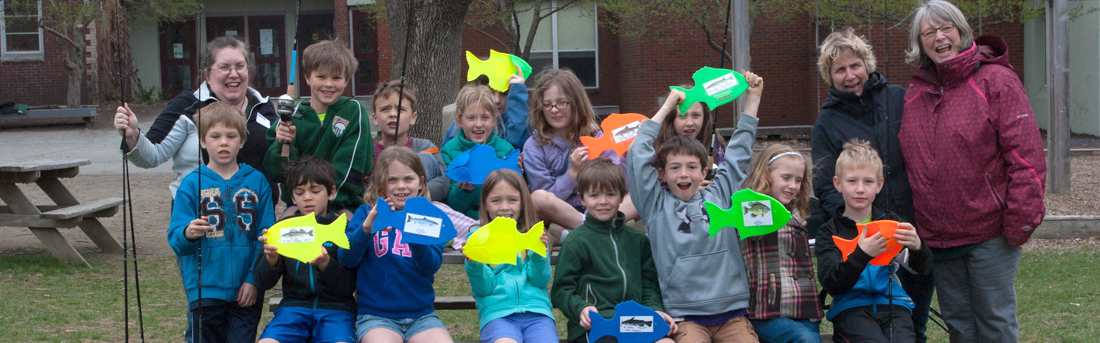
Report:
0,0,45,60
528,1,599,89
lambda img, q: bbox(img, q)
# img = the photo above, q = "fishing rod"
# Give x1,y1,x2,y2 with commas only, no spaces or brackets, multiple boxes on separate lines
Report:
116,0,146,340
278,0,304,158
392,0,414,146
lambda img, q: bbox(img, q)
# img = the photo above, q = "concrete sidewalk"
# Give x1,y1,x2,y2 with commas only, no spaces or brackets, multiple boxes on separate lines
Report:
0,123,173,175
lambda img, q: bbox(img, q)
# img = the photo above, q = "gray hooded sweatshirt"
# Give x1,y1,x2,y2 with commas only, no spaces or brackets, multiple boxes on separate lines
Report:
626,115,758,319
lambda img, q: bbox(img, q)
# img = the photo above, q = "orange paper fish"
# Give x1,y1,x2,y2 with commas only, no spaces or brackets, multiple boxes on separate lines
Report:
832,220,904,266
579,113,649,159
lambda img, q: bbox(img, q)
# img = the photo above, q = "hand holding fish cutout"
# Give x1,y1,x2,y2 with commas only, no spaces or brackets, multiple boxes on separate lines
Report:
263,213,350,263
669,67,748,115
463,217,547,265
466,50,533,93
372,197,457,245
579,113,649,160
831,220,904,266
445,145,522,185
704,189,791,239
588,301,671,343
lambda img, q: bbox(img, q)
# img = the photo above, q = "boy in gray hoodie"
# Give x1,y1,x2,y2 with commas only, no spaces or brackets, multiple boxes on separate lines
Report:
626,72,764,342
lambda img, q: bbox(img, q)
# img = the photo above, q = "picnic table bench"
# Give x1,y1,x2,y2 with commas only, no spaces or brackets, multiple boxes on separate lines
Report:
0,159,123,267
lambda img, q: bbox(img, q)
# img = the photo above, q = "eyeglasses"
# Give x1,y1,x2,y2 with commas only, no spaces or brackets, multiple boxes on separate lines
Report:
921,24,955,39
543,101,570,111
212,64,248,75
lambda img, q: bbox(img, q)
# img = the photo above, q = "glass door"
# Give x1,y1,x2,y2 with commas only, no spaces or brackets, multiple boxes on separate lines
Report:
159,18,197,97
248,15,286,97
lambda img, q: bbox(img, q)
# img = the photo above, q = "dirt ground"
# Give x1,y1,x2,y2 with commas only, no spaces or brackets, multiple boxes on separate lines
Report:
0,101,1096,257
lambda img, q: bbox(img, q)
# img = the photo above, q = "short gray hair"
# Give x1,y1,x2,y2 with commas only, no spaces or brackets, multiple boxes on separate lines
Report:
905,0,975,66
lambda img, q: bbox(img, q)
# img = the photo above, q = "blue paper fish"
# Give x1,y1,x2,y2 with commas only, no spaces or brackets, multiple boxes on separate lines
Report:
445,144,522,185
372,197,457,245
704,188,791,239
589,301,670,343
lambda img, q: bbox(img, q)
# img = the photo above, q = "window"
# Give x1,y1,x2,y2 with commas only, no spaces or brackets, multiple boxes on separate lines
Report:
518,1,598,88
1,0,44,58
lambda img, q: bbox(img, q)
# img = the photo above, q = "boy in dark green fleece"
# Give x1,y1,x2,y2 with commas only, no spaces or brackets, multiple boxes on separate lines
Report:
266,39,374,217
550,158,677,343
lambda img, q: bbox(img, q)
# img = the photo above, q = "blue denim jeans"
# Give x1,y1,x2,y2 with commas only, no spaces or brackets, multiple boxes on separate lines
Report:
749,318,821,343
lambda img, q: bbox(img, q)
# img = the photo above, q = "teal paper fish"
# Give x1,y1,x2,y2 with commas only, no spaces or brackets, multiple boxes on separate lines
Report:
704,189,791,238
669,67,748,115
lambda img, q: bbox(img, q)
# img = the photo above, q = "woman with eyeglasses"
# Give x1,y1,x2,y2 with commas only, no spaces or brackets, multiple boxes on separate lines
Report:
114,35,279,203
899,1,1046,342
112,34,277,342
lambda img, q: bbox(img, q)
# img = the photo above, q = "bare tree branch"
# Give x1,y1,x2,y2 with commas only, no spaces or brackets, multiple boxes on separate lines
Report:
466,23,512,51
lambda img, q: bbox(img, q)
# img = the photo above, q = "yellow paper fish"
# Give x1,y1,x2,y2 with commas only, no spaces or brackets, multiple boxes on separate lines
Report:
463,217,546,265
264,214,350,263
466,50,533,93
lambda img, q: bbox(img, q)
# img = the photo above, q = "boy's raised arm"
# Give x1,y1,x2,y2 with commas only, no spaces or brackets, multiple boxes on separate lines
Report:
708,72,764,205
627,90,682,220
501,82,531,149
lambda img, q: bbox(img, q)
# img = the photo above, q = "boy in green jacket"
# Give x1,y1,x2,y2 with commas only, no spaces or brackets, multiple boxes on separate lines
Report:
550,158,677,343
266,39,374,217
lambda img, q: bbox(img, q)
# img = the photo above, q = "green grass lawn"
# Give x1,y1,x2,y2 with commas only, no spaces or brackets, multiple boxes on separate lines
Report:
1,248,1096,342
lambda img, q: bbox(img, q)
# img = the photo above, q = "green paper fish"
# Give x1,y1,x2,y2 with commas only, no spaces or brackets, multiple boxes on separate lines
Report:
704,189,791,239
466,50,533,93
670,67,748,115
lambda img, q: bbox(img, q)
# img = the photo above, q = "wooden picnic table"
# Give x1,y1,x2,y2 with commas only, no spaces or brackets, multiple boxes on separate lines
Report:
0,159,123,267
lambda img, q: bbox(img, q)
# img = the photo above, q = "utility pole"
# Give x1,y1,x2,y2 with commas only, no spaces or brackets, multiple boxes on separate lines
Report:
1046,0,1070,193
731,0,750,124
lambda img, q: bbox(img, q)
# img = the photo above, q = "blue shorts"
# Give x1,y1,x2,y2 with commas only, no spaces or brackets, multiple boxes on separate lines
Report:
480,312,558,343
259,307,356,343
355,312,447,342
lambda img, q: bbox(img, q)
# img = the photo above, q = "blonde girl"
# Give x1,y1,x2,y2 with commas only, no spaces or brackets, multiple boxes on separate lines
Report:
440,83,519,220
738,144,823,343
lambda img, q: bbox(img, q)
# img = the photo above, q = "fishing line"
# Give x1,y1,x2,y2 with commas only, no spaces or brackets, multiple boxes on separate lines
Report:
393,0,414,146
117,0,147,340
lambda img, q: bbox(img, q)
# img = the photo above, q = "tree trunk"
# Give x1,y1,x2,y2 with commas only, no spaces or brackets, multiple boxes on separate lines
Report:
386,0,473,145
62,22,87,108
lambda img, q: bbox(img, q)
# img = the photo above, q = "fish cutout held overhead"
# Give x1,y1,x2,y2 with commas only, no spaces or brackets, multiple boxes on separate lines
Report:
264,213,350,263
589,301,671,343
704,189,791,239
466,50,534,93
372,197,458,245
832,220,904,266
445,144,522,185
579,113,649,159
463,217,547,265
669,67,749,115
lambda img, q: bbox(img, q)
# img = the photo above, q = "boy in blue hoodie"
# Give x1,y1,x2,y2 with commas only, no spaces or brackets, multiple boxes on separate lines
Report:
254,155,357,343
816,140,932,342
169,101,275,343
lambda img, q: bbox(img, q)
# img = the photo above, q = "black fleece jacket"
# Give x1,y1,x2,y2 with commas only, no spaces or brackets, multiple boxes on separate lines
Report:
254,211,357,313
808,72,912,236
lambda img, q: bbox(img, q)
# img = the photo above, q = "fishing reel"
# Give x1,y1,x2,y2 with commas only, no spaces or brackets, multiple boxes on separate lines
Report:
274,94,302,123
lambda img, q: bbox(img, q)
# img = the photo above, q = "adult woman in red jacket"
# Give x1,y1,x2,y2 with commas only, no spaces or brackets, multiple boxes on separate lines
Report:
899,1,1046,342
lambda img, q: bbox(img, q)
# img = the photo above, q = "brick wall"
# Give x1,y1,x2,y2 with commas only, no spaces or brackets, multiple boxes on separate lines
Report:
0,33,71,106
349,3,1026,127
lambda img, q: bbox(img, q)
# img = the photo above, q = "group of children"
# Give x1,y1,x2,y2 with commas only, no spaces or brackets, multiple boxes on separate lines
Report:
169,38,931,343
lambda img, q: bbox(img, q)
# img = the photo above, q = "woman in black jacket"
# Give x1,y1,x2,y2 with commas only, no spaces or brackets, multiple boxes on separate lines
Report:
810,28,934,343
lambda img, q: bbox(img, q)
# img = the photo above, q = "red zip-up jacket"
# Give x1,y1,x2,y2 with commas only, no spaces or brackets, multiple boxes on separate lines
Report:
899,36,1046,248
